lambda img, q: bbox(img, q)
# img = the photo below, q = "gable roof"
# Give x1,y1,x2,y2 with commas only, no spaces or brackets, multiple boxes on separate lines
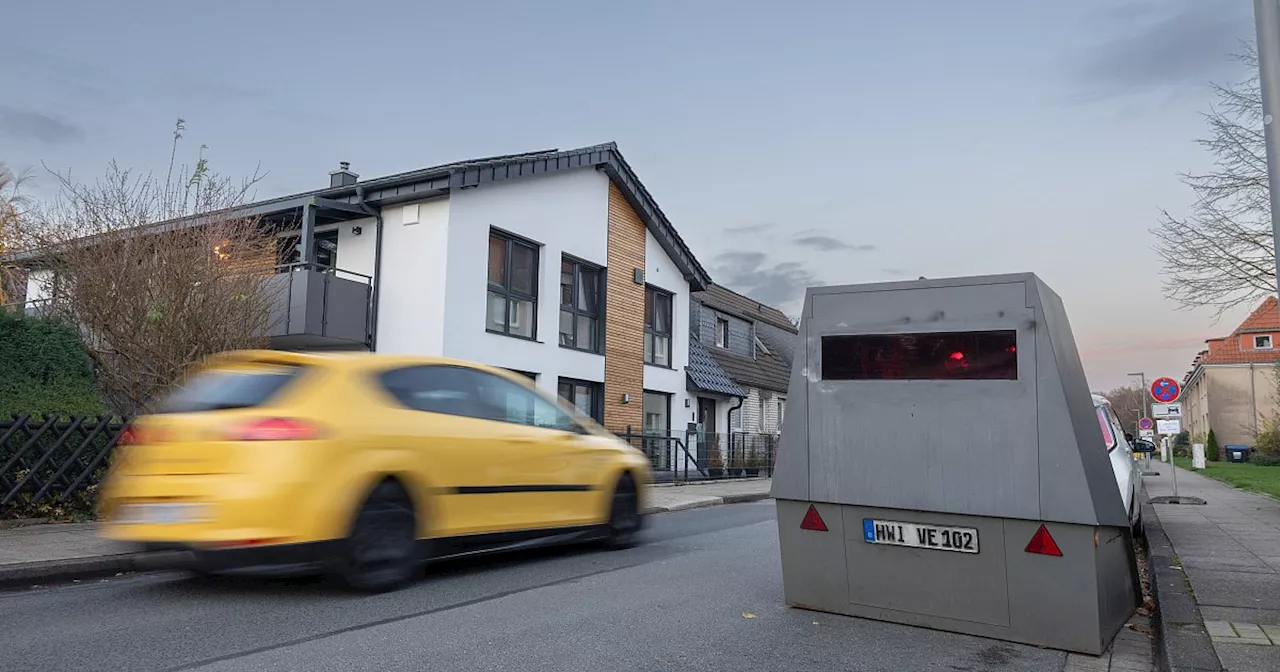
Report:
705,344,792,394
693,284,796,332
687,338,746,397
1185,297,1280,382
10,143,711,290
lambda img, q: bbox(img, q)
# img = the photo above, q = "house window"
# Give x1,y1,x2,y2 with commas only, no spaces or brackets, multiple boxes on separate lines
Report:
1256,335,1273,349
777,399,784,430
557,378,603,423
644,286,673,367
487,231,539,339
715,317,730,348
559,257,602,352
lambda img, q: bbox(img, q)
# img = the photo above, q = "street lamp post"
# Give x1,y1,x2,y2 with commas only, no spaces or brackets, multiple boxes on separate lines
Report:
1254,0,1280,296
1128,372,1161,477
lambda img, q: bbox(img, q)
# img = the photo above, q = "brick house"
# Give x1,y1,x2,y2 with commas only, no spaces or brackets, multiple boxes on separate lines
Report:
1183,296,1280,450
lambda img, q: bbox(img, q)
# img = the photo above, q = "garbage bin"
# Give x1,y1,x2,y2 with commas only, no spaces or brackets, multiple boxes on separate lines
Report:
1226,445,1250,463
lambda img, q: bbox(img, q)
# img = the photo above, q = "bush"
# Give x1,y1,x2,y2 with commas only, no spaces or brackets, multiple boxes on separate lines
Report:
0,310,104,416
1206,428,1220,461
1251,454,1280,467
1257,423,1280,458
1175,430,1191,448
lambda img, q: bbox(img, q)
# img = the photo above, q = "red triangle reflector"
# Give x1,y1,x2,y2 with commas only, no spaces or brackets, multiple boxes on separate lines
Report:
1024,524,1063,556
800,505,828,532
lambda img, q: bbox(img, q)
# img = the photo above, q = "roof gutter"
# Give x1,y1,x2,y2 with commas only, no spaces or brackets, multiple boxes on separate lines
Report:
355,186,383,352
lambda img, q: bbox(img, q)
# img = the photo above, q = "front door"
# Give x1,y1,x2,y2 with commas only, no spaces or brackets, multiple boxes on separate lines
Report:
697,397,717,465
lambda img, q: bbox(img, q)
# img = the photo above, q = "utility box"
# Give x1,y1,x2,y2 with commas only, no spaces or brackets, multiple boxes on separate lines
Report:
772,273,1138,655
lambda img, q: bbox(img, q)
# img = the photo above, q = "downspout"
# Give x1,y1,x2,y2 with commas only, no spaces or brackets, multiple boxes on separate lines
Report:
728,395,744,463
356,186,384,352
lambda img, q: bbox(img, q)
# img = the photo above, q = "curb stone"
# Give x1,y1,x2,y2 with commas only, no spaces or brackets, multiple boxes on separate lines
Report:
0,553,144,590
646,492,772,514
1144,493,1224,672
4,494,775,589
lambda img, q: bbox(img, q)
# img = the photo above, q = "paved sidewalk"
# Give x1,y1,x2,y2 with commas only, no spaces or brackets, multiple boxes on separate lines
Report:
0,479,772,588
647,477,772,513
1147,465,1280,671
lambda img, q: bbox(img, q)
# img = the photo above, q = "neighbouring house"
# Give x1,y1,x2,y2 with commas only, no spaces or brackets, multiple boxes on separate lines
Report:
684,283,798,469
20,144,713,452
1182,296,1280,452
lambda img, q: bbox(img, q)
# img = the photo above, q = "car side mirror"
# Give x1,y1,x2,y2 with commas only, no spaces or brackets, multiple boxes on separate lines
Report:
1124,432,1135,443
1133,440,1156,454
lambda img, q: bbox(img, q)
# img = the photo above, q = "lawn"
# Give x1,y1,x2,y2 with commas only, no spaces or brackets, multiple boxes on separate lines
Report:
1172,457,1280,500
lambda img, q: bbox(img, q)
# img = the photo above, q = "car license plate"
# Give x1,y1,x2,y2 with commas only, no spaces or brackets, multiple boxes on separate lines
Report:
862,518,979,554
116,503,206,525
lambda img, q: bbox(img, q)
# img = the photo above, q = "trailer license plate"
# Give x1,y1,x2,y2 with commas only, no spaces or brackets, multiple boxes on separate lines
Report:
862,518,979,554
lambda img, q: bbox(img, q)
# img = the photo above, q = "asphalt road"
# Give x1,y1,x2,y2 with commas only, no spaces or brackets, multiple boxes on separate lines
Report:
3,502,1070,672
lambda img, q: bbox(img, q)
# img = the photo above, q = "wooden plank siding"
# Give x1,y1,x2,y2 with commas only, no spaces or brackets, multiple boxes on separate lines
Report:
603,183,646,431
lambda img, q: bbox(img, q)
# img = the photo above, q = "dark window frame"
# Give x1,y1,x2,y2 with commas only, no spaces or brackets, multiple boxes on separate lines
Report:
559,255,604,354
557,377,604,424
486,228,540,340
715,316,730,349
644,284,674,368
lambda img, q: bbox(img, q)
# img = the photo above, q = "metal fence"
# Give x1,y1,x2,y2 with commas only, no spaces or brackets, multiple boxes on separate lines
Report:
612,427,778,484
0,414,128,518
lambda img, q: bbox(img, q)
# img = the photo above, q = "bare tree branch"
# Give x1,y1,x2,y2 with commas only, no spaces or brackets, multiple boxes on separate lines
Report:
16,120,277,414
1153,42,1277,318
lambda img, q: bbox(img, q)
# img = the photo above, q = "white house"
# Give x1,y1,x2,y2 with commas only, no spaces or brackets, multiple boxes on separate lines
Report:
22,144,800,477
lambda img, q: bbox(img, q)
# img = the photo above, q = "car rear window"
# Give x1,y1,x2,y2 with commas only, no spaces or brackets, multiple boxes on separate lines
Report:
155,364,305,413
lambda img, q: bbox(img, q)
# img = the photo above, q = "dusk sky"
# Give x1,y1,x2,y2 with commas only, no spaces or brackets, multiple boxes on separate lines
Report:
0,0,1259,392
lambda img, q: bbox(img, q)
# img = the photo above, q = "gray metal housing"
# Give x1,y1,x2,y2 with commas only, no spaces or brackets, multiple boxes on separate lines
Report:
772,273,1138,655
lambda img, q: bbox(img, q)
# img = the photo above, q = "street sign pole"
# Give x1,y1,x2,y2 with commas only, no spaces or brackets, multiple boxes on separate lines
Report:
1255,0,1280,299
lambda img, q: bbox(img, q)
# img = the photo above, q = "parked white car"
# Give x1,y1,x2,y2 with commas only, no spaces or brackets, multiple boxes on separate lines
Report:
1092,394,1145,537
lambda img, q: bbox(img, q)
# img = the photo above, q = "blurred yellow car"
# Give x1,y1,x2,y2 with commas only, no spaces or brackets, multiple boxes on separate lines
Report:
97,350,652,592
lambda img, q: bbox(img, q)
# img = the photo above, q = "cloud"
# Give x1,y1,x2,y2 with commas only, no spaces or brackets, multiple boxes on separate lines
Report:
880,268,910,277
1072,1,1252,101
711,250,820,307
723,223,772,235
0,106,84,145
793,234,874,252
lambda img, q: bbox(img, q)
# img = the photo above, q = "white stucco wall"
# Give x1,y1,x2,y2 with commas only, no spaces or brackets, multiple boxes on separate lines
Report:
642,228,694,421
368,198,451,356
441,168,609,396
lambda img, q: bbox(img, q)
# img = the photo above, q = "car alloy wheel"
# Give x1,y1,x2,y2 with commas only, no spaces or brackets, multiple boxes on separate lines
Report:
341,480,418,593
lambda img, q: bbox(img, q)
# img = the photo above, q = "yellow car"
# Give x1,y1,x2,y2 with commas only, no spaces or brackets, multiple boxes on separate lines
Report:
97,350,652,592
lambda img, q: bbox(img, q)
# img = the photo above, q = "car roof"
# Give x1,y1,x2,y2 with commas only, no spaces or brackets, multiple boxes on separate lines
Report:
1091,393,1108,408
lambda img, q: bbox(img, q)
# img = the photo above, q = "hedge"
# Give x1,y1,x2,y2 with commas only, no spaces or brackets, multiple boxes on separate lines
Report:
0,310,105,417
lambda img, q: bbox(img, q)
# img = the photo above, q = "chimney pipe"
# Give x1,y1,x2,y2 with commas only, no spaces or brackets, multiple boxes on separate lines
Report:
330,161,359,188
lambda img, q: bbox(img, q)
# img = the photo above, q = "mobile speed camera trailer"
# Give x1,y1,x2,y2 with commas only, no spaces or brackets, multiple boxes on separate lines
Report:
772,273,1139,655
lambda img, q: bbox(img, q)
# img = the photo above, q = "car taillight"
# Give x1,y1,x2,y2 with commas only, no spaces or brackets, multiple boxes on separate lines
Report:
227,418,323,442
117,426,138,446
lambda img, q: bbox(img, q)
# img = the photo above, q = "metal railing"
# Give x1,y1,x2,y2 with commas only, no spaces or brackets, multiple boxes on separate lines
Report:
612,427,777,483
1,414,128,518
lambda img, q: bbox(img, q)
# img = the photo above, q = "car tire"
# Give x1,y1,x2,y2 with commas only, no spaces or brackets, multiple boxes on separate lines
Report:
338,480,419,593
1132,506,1146,540
602,474,643,550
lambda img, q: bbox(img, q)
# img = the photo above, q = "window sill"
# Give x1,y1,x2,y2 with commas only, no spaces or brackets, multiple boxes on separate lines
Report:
644,361,677,371
558,344,604,356
485,328,542,344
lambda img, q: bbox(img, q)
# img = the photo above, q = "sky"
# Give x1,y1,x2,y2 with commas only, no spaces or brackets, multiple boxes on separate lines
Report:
0,0,1261,392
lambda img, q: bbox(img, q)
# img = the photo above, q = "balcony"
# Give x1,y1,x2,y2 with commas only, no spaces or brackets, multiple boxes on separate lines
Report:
266,264,372,350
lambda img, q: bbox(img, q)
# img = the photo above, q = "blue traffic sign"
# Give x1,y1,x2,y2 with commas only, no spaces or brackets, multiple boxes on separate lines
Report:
1150,377,1181,404
1138,417,1154,431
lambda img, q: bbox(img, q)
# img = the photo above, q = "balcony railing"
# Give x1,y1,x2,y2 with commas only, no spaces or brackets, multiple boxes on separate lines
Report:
266,262,373,349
